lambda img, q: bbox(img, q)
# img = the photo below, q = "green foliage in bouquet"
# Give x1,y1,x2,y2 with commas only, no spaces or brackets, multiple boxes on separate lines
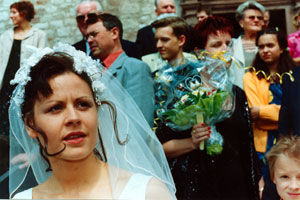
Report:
162,88,229,127
206,143,223,156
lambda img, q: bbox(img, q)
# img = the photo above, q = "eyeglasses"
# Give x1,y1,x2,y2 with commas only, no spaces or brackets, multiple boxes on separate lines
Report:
246,15,264,21
86,30,101,40
76,13,98,24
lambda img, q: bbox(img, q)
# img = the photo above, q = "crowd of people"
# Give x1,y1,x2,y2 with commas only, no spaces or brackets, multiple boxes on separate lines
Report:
1,0,300,199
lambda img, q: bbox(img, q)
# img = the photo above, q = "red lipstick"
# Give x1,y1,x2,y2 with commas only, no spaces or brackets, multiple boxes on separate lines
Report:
63,132,86,144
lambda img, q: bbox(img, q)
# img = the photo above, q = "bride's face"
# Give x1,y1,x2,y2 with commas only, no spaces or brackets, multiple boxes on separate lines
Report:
27,72,99,161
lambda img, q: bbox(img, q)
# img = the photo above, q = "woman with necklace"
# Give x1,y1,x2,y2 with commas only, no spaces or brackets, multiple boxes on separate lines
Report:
244,28,295,169
244,28,296,199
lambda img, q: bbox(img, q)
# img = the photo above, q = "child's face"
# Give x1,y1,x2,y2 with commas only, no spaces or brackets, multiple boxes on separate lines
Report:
273,154,300,200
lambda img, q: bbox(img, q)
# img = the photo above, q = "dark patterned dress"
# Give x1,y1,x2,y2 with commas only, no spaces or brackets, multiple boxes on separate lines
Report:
156,86,261,200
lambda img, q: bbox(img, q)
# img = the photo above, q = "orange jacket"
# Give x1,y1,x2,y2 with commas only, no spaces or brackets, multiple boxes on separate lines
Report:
243,72,280,153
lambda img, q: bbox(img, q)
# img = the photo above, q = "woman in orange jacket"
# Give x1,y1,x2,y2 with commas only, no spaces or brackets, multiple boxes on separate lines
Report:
244,27,295,175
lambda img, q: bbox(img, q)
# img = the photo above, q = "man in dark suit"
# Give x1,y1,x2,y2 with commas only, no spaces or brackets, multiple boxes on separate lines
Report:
121,39,141,59
135,0,176,57
87,13,154,126
73,1,102,55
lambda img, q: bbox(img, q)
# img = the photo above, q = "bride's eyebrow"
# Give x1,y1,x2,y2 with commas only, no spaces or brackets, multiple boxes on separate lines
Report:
41,100,63,106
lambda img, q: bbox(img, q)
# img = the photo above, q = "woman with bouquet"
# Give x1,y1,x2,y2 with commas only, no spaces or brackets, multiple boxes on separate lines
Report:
155,16,260,200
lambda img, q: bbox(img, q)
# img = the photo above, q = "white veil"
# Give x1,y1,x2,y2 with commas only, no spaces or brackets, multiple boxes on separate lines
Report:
8,43,175,198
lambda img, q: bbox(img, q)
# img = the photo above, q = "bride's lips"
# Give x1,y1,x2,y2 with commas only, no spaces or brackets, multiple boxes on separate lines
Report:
288,192,300,198
63,132,86,144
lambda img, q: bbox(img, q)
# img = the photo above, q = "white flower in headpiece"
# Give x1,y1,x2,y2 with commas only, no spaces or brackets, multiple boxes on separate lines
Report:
92,80,106,93
10,46,54,86
10,43,107,105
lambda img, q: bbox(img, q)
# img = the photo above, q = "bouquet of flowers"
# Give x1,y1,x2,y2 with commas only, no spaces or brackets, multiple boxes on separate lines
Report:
154,51,235,156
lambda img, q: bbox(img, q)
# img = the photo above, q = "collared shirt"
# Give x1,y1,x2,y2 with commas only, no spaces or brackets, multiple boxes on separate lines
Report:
103,50,123,68
85,39,91,55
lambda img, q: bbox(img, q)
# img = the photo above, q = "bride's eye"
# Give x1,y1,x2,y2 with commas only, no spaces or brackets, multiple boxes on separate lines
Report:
77,101,92,110
47,104,62,113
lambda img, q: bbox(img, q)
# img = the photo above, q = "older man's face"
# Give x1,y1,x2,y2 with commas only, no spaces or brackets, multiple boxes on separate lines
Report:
155,0,176,16
76,2,99,36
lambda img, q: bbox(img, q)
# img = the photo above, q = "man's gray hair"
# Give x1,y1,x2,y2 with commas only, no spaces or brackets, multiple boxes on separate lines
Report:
235,0,265,22
76,0,104,14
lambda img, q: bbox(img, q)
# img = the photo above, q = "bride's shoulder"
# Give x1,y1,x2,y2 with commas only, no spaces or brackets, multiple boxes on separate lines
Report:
145,177,174,200
116,169,174,200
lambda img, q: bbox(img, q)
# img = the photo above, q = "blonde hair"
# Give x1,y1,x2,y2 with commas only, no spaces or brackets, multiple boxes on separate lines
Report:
293,10,300,28
267,135,300,179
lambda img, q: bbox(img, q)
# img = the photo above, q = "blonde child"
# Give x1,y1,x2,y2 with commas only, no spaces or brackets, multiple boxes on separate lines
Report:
267,136,300,200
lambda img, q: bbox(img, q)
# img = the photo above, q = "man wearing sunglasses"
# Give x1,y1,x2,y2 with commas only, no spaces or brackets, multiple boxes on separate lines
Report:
74,1,141,59
86,13,154,127
73,1,102,56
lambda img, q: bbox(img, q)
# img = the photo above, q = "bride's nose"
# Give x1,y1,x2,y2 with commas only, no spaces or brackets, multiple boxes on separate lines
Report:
65,105,81,125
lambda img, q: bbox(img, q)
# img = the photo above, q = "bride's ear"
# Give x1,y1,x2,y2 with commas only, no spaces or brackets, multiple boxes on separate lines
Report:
24,117,38,138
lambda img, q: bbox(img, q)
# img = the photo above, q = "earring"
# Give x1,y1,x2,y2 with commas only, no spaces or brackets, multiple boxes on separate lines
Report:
96,99,102,106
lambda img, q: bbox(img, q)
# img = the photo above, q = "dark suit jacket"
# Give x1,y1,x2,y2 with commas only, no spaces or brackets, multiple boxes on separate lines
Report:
278,66,300,135
121,39,141,59
136,25,156,57
73,39,87,53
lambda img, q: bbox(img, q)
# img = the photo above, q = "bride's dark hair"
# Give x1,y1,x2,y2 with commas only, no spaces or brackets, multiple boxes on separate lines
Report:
21,52,124,171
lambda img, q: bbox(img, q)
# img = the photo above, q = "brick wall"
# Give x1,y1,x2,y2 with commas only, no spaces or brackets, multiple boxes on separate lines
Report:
0,0,157,47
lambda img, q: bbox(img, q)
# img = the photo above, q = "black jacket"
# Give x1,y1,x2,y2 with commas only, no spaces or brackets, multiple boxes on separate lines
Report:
279,66,300,135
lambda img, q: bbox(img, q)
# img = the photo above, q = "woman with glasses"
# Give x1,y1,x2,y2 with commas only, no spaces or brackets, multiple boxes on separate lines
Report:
229,1,265,89
0,1,47,198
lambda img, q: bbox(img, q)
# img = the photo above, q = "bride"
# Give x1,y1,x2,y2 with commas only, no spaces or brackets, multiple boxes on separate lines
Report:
9,44,175,199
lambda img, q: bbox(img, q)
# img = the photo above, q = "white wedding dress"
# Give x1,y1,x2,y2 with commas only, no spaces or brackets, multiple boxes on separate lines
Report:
13,173,152,199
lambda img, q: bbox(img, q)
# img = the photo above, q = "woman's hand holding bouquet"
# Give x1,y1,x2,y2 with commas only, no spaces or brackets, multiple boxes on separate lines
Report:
191,123,211,150
154,51,235,156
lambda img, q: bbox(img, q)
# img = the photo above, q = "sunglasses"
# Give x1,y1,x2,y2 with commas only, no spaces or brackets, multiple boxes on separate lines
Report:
76,13,98,24
246,15,264,21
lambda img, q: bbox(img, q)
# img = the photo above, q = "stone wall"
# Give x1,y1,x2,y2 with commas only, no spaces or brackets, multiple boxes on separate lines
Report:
0,0,158,47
